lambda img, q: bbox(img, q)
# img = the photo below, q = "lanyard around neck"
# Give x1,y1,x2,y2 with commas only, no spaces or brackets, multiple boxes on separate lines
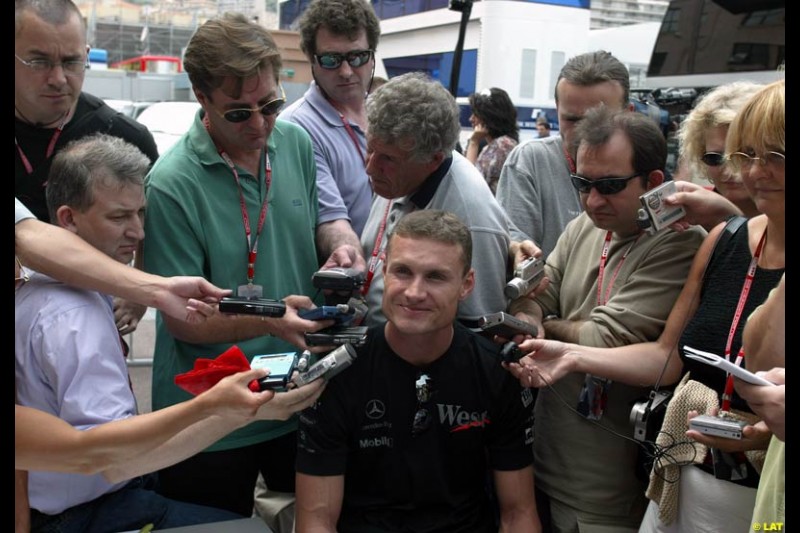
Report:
15,113,69,175
219,149,272,284
720,227,767,412
338,113,366,167
361,200,393,296
596,231,642,306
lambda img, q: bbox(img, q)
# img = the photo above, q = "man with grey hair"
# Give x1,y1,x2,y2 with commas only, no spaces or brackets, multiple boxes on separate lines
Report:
496,50,633,259
15,133,243,532
280,0,381,236
360,72,511,328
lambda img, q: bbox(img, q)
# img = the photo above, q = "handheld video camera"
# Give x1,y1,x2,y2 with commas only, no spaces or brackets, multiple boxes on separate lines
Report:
312,267,366,292
636,181,685,235
504,257,545,300
219,297,286,318
293,344,358,387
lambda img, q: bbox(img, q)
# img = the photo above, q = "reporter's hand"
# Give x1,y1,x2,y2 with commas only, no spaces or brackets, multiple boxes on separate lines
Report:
734,368,785,441
503,338,575,388
158,276,232,324
664,181,742,232
321,244,367,272
113,297,147,335
255,378,326,421
198,368,275,420
685,410,772,453
272,295,336,353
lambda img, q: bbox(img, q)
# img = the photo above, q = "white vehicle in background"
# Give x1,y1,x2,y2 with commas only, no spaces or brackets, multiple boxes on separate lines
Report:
105,99,155,119
135,101,200,155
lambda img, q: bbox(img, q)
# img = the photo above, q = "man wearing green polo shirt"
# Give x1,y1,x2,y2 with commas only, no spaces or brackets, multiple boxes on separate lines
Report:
142,13,364,521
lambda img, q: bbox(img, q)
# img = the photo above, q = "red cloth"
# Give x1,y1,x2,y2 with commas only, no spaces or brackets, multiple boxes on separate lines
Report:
174,345,261,395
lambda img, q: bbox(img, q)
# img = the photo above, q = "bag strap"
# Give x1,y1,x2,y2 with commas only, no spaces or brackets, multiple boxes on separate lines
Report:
703,215,747,283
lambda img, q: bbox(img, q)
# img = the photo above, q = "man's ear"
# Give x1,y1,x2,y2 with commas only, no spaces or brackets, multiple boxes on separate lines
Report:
645,170,665,190
55,206,79,234
459,269,476,301
193,89,207,106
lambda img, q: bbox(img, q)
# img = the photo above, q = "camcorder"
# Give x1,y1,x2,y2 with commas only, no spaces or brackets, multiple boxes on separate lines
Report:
478,311,538,339
689,414,747,440
293,344,358,387
630,389,671,480
504,257,545,300
312,267,366,292
219,297,286,317
636,181,685,235
304,325,369,347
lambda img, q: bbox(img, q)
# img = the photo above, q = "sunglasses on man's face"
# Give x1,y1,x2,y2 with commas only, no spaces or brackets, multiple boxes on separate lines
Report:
219,95,286,123
701,152,725,167
314,50,373,70
569,173,641,195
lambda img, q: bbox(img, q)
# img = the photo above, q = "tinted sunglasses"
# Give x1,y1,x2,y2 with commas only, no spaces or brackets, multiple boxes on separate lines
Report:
700,152,725,167
314,50,374,70
570,173,641,195
217,87,286,123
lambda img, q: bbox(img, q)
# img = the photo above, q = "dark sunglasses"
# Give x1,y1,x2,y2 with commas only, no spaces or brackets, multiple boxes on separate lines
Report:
314,50,374,70
216,87,286,123
700,152,725,167
570,173,641,195
411,373,434,437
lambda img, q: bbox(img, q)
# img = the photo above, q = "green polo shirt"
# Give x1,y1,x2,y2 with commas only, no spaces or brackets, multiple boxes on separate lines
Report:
143,112,320,451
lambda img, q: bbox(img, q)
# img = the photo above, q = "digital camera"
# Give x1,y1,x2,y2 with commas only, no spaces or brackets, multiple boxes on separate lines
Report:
293,344,358,387
504,257,545,300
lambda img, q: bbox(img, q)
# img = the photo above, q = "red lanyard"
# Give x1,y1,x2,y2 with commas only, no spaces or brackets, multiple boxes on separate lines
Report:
361,200,393,296
338,113,366,166
219,149,272,284
563,145,577,174
596,231,642,306
720,228,767,412
15,114,68,175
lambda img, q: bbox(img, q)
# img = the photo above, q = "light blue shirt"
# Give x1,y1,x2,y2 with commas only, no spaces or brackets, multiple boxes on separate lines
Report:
15,272,135,514
279,81,373,236
15,197,35,224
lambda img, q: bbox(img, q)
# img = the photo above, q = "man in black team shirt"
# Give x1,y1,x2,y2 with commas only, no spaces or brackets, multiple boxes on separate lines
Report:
296,209,541,532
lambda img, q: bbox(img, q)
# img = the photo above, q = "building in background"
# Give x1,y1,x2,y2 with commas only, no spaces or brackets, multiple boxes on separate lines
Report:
590,0,668,29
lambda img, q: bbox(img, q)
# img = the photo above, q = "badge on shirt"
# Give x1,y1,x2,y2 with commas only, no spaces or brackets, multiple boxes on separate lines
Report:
238,283,263,299
577,374,612,421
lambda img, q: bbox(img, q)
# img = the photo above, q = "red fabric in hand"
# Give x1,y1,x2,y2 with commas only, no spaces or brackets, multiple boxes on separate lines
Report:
174,345,261,395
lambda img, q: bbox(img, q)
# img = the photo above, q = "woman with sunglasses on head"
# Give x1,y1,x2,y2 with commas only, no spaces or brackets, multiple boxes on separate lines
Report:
507,79,784,533
465,87,520,194
678,81,763,218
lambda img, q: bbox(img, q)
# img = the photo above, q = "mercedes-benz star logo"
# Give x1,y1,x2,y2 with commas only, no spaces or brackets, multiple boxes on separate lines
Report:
365,399,386,420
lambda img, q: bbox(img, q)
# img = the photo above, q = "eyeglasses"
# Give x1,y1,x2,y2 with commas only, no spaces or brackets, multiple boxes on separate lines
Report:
15,54,87,77
15,256,29,291
700,152,725,167
314,49,374,70
214,86,286,123
569,173,641,195
727,151,785,172
411,373,435,436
